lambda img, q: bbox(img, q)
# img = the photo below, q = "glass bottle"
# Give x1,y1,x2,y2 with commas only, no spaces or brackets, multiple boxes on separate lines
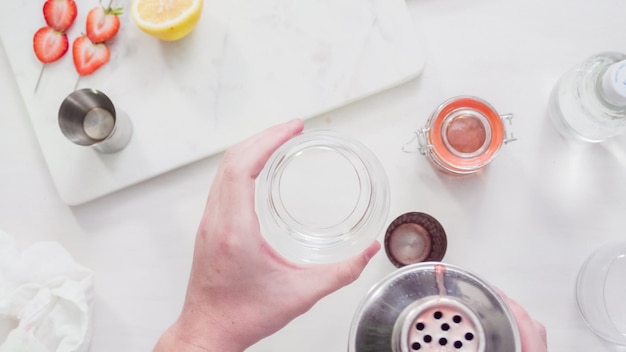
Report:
549,52,626,142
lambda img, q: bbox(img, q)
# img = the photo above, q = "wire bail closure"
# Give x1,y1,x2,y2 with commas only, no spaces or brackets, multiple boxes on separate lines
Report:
404,113,515,156
402,128,431,155
501,113,516,144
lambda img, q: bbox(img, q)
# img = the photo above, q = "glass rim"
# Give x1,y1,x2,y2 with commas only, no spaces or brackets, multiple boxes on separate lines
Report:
575,241,626,345
255,129,390,264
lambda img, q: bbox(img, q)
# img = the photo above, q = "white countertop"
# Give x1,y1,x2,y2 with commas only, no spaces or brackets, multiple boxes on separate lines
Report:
1,0,626,351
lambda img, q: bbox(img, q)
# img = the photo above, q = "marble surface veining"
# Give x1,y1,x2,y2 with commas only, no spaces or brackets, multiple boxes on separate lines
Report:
0,0,424,205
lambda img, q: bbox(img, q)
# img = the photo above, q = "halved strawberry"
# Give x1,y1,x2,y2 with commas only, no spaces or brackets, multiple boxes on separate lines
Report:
43,0,78,32
72,35,110,76
86,5,123,43
33,27,69,64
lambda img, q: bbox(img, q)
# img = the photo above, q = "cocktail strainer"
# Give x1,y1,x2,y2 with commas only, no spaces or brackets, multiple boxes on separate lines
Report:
349,262,520,352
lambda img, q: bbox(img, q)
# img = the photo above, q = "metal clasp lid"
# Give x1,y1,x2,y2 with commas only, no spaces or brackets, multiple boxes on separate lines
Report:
402,128,431,155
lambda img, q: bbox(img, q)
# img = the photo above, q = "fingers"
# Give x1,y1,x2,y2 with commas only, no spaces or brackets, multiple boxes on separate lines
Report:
500,292,548,352
221,119,304,180
210,119,304,211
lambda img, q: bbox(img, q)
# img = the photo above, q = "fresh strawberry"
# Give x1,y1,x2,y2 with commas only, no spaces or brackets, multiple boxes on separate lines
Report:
72,35,110,76
43,0,78,32
33,27,69,64
86,5,123,43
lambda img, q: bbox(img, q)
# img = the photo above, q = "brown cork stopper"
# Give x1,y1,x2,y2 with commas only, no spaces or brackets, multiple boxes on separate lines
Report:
384,212,447,268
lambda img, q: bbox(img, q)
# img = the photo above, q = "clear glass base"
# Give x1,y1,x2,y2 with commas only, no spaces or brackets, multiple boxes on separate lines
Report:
255,130,390,264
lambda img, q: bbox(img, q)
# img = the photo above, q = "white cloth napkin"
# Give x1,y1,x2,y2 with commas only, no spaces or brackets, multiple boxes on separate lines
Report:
0,230,94,352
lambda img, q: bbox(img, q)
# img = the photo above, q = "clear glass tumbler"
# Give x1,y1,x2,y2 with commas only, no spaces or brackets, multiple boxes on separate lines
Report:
576,241,626,345
255,130,390,264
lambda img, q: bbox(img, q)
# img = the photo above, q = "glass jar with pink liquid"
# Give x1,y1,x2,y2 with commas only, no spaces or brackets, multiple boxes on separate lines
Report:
407,96,516,175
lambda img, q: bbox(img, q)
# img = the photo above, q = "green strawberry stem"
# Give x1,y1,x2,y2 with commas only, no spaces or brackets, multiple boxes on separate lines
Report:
102,0,123,15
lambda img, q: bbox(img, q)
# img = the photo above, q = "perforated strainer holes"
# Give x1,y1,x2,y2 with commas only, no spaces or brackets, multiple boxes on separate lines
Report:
407,306,480,351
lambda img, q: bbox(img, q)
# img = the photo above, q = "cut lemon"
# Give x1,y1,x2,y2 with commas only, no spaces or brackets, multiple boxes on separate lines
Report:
131,0,203,41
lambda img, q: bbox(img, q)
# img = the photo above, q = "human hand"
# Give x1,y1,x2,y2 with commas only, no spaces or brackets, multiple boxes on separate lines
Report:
501,292,547,352
154,119,381,352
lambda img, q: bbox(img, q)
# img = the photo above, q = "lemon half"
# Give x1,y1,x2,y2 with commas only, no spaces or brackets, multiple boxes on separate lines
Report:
131,0,203,41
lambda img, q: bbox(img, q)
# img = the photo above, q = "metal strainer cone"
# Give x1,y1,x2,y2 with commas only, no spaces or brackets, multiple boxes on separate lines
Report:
348,262,520,352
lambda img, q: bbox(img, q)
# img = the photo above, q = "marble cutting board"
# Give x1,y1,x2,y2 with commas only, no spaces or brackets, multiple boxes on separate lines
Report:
0,0,425,206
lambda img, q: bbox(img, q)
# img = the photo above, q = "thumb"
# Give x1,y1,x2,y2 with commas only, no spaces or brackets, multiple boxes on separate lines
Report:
311,241,381,297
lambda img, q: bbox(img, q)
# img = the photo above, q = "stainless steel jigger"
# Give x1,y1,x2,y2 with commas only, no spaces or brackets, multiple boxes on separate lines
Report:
349,263,521,352
58,88,133,153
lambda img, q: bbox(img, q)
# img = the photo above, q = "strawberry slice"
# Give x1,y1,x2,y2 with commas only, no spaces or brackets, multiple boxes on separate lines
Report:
33,27,69,64
86,5,123,43
72,35,110,76
43,0,78,32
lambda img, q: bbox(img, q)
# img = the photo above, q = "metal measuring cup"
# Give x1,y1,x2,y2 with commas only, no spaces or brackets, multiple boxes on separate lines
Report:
58,88,133,153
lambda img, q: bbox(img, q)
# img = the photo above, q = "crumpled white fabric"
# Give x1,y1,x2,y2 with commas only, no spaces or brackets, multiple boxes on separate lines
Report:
0,230,94,352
